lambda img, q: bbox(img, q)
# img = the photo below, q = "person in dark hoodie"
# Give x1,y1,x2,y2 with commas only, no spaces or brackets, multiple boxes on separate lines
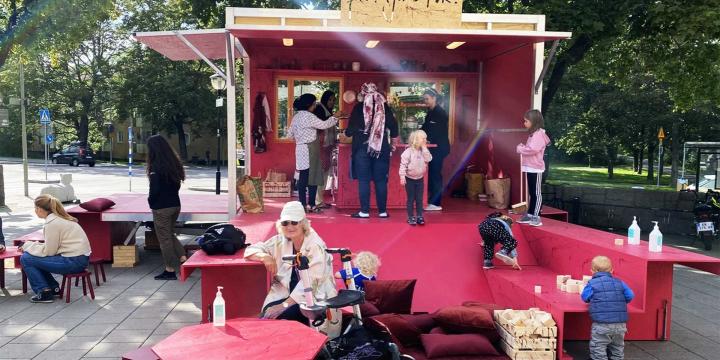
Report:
515,109,551,227
146,135,186,280
420,88,450,211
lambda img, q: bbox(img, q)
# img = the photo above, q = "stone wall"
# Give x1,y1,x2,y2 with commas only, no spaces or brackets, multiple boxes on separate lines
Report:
544,184,697,235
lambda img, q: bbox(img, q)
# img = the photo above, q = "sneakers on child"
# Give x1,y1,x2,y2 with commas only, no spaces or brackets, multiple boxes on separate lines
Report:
517,214,532,224
482,260,494,270
495,249,515,265
416,217,425,225
30,289,54,303
529,216,543,227
424,204,442,211
407,217,417,226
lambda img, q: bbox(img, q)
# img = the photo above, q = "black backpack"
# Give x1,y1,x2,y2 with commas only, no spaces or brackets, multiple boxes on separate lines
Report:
196,224,248,255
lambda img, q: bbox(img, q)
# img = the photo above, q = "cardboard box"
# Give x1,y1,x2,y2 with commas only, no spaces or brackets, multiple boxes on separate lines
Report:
112,245,139,268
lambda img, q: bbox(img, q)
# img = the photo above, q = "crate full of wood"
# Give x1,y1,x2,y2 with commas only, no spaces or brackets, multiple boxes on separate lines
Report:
494,308,557,360
112,245,139,268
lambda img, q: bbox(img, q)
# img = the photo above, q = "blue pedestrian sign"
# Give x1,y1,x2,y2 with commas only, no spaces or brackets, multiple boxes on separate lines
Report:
39,109,51,125
45,134,54,143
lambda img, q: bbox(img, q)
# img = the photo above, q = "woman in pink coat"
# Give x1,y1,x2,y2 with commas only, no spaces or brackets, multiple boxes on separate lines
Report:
516,110,550,227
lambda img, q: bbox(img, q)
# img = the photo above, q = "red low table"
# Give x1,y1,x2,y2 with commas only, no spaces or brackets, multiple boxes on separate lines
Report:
0,246,23,290
151,318,327,360
181,249,268,323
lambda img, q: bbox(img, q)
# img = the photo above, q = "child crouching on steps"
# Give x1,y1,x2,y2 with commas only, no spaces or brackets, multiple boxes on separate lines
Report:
335,251,381,291
582,256,634,360
399,130,432,226
478,212,520,270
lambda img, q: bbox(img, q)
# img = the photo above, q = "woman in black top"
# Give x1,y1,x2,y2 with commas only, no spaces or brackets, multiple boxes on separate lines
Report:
146,135,186,280
345,83,399,218
420,88,450,210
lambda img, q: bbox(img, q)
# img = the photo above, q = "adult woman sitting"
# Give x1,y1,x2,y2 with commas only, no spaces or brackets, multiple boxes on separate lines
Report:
20,194,91,303
244,201,340,336
289,94,339,212
345,83,399,218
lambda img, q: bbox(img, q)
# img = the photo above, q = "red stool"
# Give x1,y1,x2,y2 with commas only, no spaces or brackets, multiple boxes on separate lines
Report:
90,258,107,287
60,270,95,303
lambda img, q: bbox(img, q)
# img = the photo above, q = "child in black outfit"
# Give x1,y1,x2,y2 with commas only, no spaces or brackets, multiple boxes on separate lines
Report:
478,212,521,270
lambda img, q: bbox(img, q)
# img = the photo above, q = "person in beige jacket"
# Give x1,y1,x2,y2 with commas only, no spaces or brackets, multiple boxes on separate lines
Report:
20,194,91,303
244,201,341,338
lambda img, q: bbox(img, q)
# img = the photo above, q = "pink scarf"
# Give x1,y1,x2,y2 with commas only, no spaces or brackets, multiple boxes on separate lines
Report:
361,83,386,158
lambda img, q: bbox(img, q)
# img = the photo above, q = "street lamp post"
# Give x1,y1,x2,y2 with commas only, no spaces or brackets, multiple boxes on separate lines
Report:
210,74,226,195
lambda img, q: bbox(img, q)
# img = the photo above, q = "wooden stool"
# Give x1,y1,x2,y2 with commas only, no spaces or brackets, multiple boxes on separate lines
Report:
60,270,95,303
90,258,107,287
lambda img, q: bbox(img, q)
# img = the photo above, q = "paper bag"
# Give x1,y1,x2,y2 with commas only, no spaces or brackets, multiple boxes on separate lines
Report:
465,173,485,200
485,178,511,209
237,175,264,213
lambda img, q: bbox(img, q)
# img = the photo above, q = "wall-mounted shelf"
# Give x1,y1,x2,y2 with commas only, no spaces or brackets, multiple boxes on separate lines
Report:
254,68,480,77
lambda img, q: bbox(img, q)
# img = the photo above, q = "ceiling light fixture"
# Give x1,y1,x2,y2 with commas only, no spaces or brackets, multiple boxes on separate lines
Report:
365,40,380,48
446,41,466,50
282,38,294,47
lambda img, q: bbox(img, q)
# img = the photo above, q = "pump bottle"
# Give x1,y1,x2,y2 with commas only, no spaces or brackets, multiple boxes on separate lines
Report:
649,221,663,252
213,286,226,326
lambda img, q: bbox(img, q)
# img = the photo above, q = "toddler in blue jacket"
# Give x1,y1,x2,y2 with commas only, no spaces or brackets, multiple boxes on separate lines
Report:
581,256,634,360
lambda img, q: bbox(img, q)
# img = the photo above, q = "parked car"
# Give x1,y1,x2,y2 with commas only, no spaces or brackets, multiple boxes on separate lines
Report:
52,142,96,167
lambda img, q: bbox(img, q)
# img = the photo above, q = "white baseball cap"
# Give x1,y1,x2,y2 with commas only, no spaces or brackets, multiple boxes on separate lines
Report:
280,201,306,222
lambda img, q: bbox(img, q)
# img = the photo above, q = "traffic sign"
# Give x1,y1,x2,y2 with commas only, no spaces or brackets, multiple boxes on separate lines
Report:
39,109,51,125
658,127,665,140
45,134,54,143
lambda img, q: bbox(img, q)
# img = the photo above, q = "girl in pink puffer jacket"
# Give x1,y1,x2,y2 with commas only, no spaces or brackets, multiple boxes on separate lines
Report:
516,110,551,226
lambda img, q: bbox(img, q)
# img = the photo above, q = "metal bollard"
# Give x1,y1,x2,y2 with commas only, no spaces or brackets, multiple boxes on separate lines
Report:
570,197,581,224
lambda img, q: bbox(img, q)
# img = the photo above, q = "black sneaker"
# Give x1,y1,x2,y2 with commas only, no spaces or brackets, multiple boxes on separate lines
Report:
416,217,425,225
407,217,417,226
30,290,54,303
52,287,62,298
154,271,177,280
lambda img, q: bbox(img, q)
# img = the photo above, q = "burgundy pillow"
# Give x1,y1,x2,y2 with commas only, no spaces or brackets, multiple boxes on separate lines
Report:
432,306,499,342
359,302,381,317
429,326,446,335
79,198,115,212
364,279,416,314
461,301,504,313
400,313,436,333
421,333,500,358
367,314,422,348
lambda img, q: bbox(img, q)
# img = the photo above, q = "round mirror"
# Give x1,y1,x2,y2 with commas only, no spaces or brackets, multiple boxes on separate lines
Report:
342,90,357,104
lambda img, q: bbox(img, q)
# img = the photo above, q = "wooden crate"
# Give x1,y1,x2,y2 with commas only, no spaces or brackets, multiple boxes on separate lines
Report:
496,322,557,350
494,309,557,360
112,245,139,268
499,339,556,360
262,181,292,197
144,230,159,250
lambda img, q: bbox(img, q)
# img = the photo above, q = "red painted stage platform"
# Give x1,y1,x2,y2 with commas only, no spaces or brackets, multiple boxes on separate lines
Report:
180,197,720,359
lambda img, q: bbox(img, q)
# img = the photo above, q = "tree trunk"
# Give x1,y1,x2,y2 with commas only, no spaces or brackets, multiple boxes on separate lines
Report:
633,151,639,173
607,144,617,179
647,141,656,181
659,144,665,185
542,34,593,113
670,120,680,188
174,116,188,161
78,113,89,145
638,147,644,175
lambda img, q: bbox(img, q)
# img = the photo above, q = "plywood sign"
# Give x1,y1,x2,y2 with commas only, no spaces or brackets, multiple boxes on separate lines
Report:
340,0,463,28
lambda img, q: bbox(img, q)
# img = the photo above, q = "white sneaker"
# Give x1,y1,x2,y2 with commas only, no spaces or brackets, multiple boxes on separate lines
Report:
424,204,443,211
529,216,543,227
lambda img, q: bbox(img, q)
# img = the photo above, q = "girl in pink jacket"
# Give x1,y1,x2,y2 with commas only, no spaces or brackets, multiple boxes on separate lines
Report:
516,110,550,226
400,130,433,225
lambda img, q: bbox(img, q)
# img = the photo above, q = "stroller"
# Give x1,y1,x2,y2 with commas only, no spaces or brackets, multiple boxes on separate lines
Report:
282,248,405,360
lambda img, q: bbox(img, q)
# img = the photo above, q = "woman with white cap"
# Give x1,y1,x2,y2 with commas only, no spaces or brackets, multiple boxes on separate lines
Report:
244,201,340,336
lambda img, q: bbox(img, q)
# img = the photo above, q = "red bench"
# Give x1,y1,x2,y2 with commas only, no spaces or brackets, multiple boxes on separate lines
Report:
485,217,720,359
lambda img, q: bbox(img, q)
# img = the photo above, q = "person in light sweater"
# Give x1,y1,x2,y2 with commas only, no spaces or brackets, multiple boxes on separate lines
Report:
20,194,91,303
399,130,432,225
515,109,551,227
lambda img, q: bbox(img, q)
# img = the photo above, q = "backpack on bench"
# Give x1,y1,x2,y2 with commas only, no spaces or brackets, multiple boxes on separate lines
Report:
196,224,248,255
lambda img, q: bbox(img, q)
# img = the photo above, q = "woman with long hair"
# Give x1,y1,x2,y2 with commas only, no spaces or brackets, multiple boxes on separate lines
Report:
146,135,186,280
20,194,91,303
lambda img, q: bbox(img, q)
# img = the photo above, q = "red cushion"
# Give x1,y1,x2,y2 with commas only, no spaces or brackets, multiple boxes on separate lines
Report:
367,314,422,348
79,198,115,212
421,333,500,358
461,301,504,313
429,326,447,335
432,306,499,342
359,302,381,317
400,313,436,333
364,279,416,314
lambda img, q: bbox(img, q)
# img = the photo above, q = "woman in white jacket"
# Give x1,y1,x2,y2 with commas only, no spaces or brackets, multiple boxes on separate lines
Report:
244,201,340,337
20,194,91,303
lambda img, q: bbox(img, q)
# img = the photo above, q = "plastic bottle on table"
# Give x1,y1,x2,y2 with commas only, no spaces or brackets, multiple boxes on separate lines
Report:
213,286,226,326
648,221,663,253
628,216,641,245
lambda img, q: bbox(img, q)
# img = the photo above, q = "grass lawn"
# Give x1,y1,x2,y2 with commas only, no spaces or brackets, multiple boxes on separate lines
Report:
547,163,675,191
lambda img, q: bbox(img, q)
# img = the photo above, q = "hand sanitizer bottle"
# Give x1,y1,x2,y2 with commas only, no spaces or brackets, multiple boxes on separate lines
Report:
628,216,641,245
648,221,663,252
213,286,226,326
